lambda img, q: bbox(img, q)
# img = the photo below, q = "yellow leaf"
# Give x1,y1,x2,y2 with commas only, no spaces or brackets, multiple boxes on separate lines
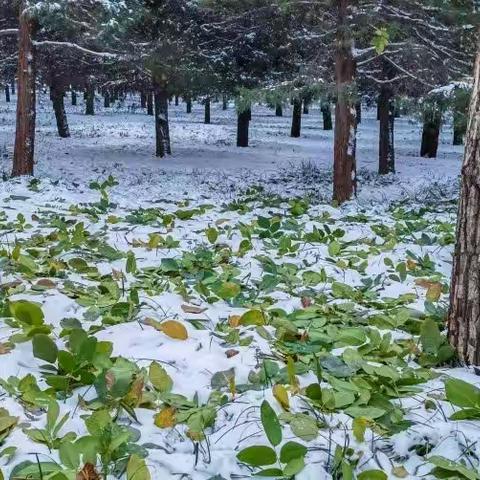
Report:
154,407,176,428
406,259,417,270
273,384,290,411
426,282,442,302
228,315,241,328
159,320,188,340
392,466,409,478
352,417,368,442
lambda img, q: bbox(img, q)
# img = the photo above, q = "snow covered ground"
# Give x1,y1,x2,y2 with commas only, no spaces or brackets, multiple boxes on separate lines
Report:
0,92,478,480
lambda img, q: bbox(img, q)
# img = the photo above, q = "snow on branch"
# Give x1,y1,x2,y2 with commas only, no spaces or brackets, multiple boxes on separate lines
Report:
32,41,122,59
0,29,18,37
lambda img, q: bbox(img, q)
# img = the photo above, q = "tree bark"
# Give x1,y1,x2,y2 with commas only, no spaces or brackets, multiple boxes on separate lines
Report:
140,91,146,109
154,86,171,157
222,95,228,110
147,92,153,116
275,104,283,117
204,97,211,124
50,80,70,138
71,90,77,106
85,85,95,115
186,97,192,114
175,95,179,106
420,106,441,158
12,2,36,177
321,103,333,130
237,108,250,147
291,98,302,137
303,101,309,115
104,91,110,108
453,110,465,146
5,84,10,103
333,0,357,204
356,101,361,124
448,48,480,365
11,80,15,95
378,85,395,174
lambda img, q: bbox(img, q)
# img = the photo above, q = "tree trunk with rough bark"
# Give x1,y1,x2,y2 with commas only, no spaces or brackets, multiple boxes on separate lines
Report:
378,85,395,174
5,84,10,102
453,109,465,146
448,48,480,365
237,107,250,147
12,2,36,177
51,80,70,138
333,0,357,204
147,92,153,116
154,87,171,157
321,103,332,130
204,97,211,124
291,98,302,137
85,85,95,115
420,107,441,157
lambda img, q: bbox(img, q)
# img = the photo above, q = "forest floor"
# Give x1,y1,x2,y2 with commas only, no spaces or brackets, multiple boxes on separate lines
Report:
0,94,479,480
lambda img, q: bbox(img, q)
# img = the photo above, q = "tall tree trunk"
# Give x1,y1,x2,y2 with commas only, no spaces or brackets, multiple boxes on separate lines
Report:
12,2,36,177
204,97,211,124
50,80,70,138
175,95,179,106
378,85,395,174
303,101,309,115
453,110,465,146
275,104,283,117
222,95,228,110
333,0,357,204
356,101,361,124
104,91,110,108
71,90,77,106
140,91,146,109
147,92,153,116
5,84,10,103
321,103,333,130
291,98,302,137
11,79,15,95
448,48,480,365
420,106,441,158
154,86,171,157
85,85,95,115
237,107,250,147
186,97,192,114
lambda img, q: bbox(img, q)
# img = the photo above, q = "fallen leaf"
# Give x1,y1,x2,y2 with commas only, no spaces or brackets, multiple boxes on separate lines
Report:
225,349,239,358
181,304,207,314
76,463,100,480
35,279,56,289
301,297,312,308
228,315,241,328
0,343,12,355
154,407,176,428
159,320,188,340
273,384,290,411
392,466,409,478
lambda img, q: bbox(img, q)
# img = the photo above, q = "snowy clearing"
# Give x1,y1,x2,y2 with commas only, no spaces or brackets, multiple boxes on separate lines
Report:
0,94,479,480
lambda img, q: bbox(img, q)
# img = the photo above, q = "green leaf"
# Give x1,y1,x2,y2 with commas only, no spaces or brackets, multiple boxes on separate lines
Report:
253,469,284,477
279,441,307,464
127,454,151,480
10,301,44,326
345,406,386,420
126,251,137,274
260,401,282,447
46,400,59,430
32,334,58,363
149,362,173,393
283,457,305,476
445,378,480,408
428,456,480,480
58,441,80,470
216,282,241,300
206,227,219,244
237,446,277,467
290,414,319,442
357,470,388,480
420,318,443,355
328,241,341,256
240,310,265,326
